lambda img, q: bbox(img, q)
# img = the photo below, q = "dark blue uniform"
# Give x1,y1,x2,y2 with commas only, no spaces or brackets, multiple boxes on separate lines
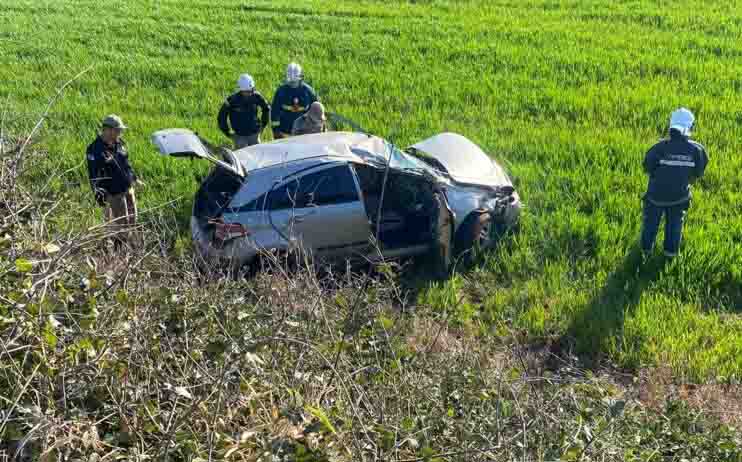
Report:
217,91,270,137
641,130,709,256
86,136,137,204
270,82,318,137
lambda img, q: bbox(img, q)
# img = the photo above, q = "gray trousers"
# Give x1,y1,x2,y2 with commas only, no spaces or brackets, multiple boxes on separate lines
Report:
233,133,260,149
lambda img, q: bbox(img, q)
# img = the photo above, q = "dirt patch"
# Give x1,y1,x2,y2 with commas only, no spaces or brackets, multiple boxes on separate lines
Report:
638,366,742,427
406,317,466,355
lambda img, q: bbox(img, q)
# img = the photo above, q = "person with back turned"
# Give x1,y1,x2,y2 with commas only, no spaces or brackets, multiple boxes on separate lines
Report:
641,107,709,258
292,101,328,136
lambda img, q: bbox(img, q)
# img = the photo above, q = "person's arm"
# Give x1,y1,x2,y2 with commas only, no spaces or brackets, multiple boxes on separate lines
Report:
271,87,282,137
291,116,301,135
217,100,231,137
643,143,660,175
86,146,105,205
693,144,709,181
119,143,138,183
127,157,138,183
257,93,270,131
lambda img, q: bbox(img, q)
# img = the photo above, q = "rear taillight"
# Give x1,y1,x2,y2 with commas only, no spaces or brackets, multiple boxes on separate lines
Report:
209,219,250,245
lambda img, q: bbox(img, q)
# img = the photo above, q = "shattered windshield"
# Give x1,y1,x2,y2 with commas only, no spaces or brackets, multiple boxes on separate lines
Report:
388,144,444,178
352,142,446,180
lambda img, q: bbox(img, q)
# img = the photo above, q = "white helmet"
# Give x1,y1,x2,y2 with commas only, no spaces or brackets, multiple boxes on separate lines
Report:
286,62,303,84
669,107,695,136
237,73,255,92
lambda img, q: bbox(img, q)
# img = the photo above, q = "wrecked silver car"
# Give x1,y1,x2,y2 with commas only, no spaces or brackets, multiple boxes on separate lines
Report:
151,129,521,272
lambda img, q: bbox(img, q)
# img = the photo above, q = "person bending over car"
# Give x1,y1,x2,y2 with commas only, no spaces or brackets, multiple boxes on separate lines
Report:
641,107,709,258
218,73,271,149
292,101,328,136
86,114,143,247
271,62,318,139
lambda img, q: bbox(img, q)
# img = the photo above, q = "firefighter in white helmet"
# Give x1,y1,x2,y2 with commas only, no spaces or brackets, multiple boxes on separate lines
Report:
640,107,709,258
270,62,319,139
218,73,271,149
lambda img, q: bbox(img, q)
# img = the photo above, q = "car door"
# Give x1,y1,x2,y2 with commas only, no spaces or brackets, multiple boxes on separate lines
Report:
268,164,371,257
151,128,245,178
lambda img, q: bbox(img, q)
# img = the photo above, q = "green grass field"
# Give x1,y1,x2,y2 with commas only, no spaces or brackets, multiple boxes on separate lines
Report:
2,0,741,380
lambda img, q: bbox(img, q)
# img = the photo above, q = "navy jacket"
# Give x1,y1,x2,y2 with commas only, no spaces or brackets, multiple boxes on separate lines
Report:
643,131,708,206
86,136,137,196
218,91,270,137
270,82,318,135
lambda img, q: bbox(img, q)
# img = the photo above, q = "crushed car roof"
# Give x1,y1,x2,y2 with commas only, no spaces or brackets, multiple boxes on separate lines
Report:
233,131,389,171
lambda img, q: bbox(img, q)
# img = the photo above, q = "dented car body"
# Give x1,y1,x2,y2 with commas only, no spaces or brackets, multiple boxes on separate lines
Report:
151,129,521,271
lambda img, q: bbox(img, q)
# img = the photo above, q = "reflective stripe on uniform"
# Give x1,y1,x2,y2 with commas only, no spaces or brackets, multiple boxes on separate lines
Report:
659,160,696,167
281,105,306,112
271,121,280,127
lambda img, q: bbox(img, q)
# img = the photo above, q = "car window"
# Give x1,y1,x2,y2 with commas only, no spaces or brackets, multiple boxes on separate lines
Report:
268,165,359,211
268,178,302,210
238,192,270,212
350,147,386,167
353,144,444,179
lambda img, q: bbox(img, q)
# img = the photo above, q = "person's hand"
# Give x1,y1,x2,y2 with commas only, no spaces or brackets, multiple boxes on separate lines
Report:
272,130,281,139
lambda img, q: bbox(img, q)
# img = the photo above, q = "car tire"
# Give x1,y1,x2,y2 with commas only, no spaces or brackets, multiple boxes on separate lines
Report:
454,211,494,257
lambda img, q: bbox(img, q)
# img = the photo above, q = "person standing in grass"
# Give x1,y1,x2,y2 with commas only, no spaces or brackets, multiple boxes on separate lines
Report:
271,62,318,139
86,114,143,246
641,108,709,258
218,73,271,149
292,101,328,136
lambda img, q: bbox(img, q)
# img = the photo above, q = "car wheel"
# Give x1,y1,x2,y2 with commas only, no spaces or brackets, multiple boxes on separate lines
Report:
454,211,494,256
473,212,495,249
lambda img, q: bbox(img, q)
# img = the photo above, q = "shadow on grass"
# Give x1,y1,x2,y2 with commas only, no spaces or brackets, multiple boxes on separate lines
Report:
556,246,668,368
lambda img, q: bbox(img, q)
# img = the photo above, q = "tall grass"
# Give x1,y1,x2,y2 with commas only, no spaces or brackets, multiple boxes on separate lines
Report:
2,0,741,379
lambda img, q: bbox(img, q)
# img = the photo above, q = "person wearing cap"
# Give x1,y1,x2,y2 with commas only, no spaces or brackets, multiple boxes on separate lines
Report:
218,73,271,149
640,107,709,258
270,62,318,139
291,101,328,136
86,114,143,245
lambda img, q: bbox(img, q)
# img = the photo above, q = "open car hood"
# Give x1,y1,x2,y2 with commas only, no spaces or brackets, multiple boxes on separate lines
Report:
409,133,512,187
